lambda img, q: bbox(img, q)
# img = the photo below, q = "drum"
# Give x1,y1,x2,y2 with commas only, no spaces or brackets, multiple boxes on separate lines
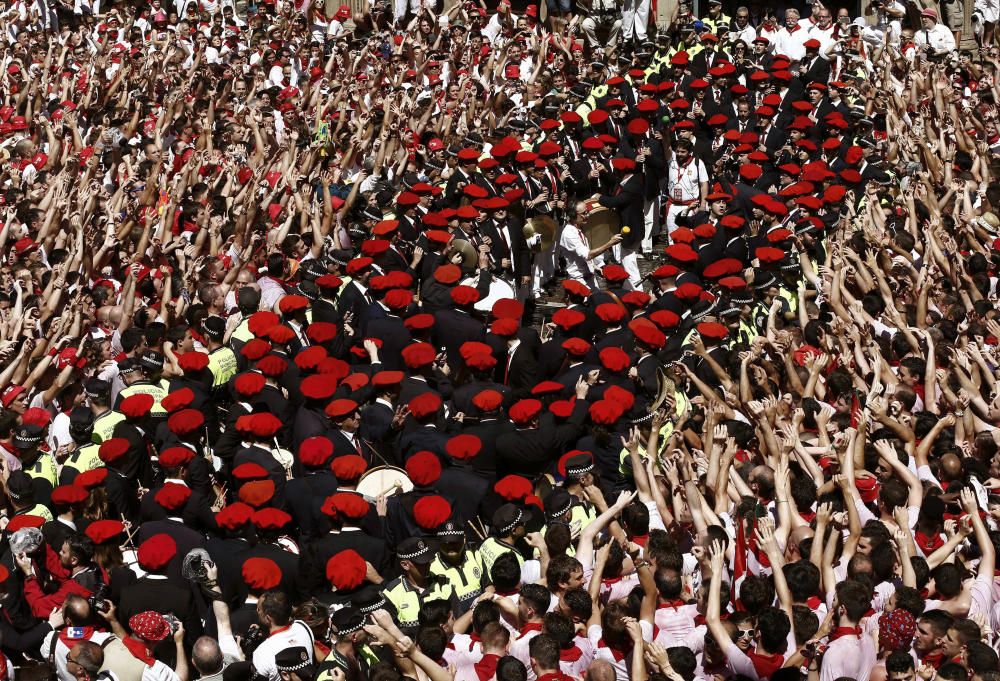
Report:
461,275,516,313
583,202,621,247
356,465,414,499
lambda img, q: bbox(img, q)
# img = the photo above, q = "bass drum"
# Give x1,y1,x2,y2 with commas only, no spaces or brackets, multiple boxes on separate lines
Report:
460,275,516,313
356,465,414,500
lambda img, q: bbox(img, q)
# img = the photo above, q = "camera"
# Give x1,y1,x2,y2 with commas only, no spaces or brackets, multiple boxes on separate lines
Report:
88,582,110,614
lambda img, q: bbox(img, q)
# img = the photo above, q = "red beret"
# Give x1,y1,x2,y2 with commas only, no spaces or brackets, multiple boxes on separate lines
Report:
562,280,592,297
120,394,155,420
472,389,504,412
621,291,652,308
331,455,367,482
406,451,442,486
233,462,269,481
664,243,698,263
242,557,282,591
168,408,205,436
595,303,626,323
137,534,177,571
241,339,273,361
552,308,586,330
248,311,280,336
331,492,370,519
325,399,359,420
531,381,564,396
51,484,88,506
446,434,481,460
404,314,435,331
307,322,338,344
98,438,130,464
216,502,255,530
450,285,481,306
372,370,405,388
492,298,524,320
177,352,209,373
599,347,631,372
238,479,276,507
434,264,462,284
345,257,374,276
256,354,288,377
75,468,108,490
85,519,125,545
252,508,292,530
414,495,452,529
402,342,437,369
632,322,666,349
301,374,337,401
509,399,543,425
159,447,195,468
605,385,635,411
294,346,328,371
649,310,681,329
299,437,334,467
491,318,520,337
251,413,282,438
494,474,532,501
21,408,50,428
318,358,351,381
155,482,192,511
161,388,195,414
327,549,366,590
234,372,267,396
6,515,45,532
589,399,623,425
384,289,414,310
409,392,442,419
703,258,743,279
561,337,591,357
266,322,298,344
550,399,572,417
755,246,785,263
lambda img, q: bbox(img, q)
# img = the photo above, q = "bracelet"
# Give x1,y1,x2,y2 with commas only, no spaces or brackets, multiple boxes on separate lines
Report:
955,410,965,417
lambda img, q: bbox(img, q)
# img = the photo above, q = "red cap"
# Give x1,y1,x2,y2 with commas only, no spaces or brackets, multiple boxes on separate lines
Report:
509,399,543,424
331,455,368,482
406,451,442,486
414,495,452,529
137,534,177,571
327,550,366,590
494,474,533,501
242,557,282,591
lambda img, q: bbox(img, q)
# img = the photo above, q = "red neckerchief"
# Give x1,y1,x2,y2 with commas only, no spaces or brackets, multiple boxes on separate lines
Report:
474,654,502,681
694,612,727,626
921,651,944,669
631,534,649,547
538,673,572,681
597,639,631,662
915,530,944,554
518,622,543,639
123,637,155,666
805,596,823,609
799,510,816,523
747,649,784,679
58,627,97,647
658,599,688,609
602,574,626,585
829,626,861,641
559,645,584,662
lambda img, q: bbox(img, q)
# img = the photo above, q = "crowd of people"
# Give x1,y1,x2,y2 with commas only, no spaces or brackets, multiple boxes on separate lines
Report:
0,0,1000,679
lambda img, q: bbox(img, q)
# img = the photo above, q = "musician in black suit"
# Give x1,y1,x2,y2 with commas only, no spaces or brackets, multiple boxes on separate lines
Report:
445,149,481,207
325,399,379,464
480,202,531,286
285,438,339,541
298,501,393,596
432,291,486,372
135,514,207,583
496,324,541,401
337,259,376,323
596,157,645,287
495,385,590,476
365,306,413,372
119,535,202,659
463,390,517,480
689,34,730,77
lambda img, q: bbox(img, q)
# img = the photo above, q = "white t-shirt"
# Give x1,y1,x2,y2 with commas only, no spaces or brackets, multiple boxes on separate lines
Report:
667,157,707,204
251,621,315,681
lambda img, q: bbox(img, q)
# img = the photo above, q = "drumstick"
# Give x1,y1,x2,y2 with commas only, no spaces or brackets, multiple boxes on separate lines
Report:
120,514,139,550
467,519,486,542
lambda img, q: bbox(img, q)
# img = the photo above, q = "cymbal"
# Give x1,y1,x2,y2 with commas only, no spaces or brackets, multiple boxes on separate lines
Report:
449,239,478,269
524,215,557,252
582,206,621,247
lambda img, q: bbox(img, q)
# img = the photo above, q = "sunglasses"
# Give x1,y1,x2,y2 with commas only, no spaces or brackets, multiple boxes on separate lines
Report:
738,628,756,638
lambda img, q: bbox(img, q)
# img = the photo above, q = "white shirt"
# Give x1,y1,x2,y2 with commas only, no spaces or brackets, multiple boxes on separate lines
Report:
667,156,708,203
913,23,956,54
558,223,596,288
775,24,808,60
252,621,315,681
